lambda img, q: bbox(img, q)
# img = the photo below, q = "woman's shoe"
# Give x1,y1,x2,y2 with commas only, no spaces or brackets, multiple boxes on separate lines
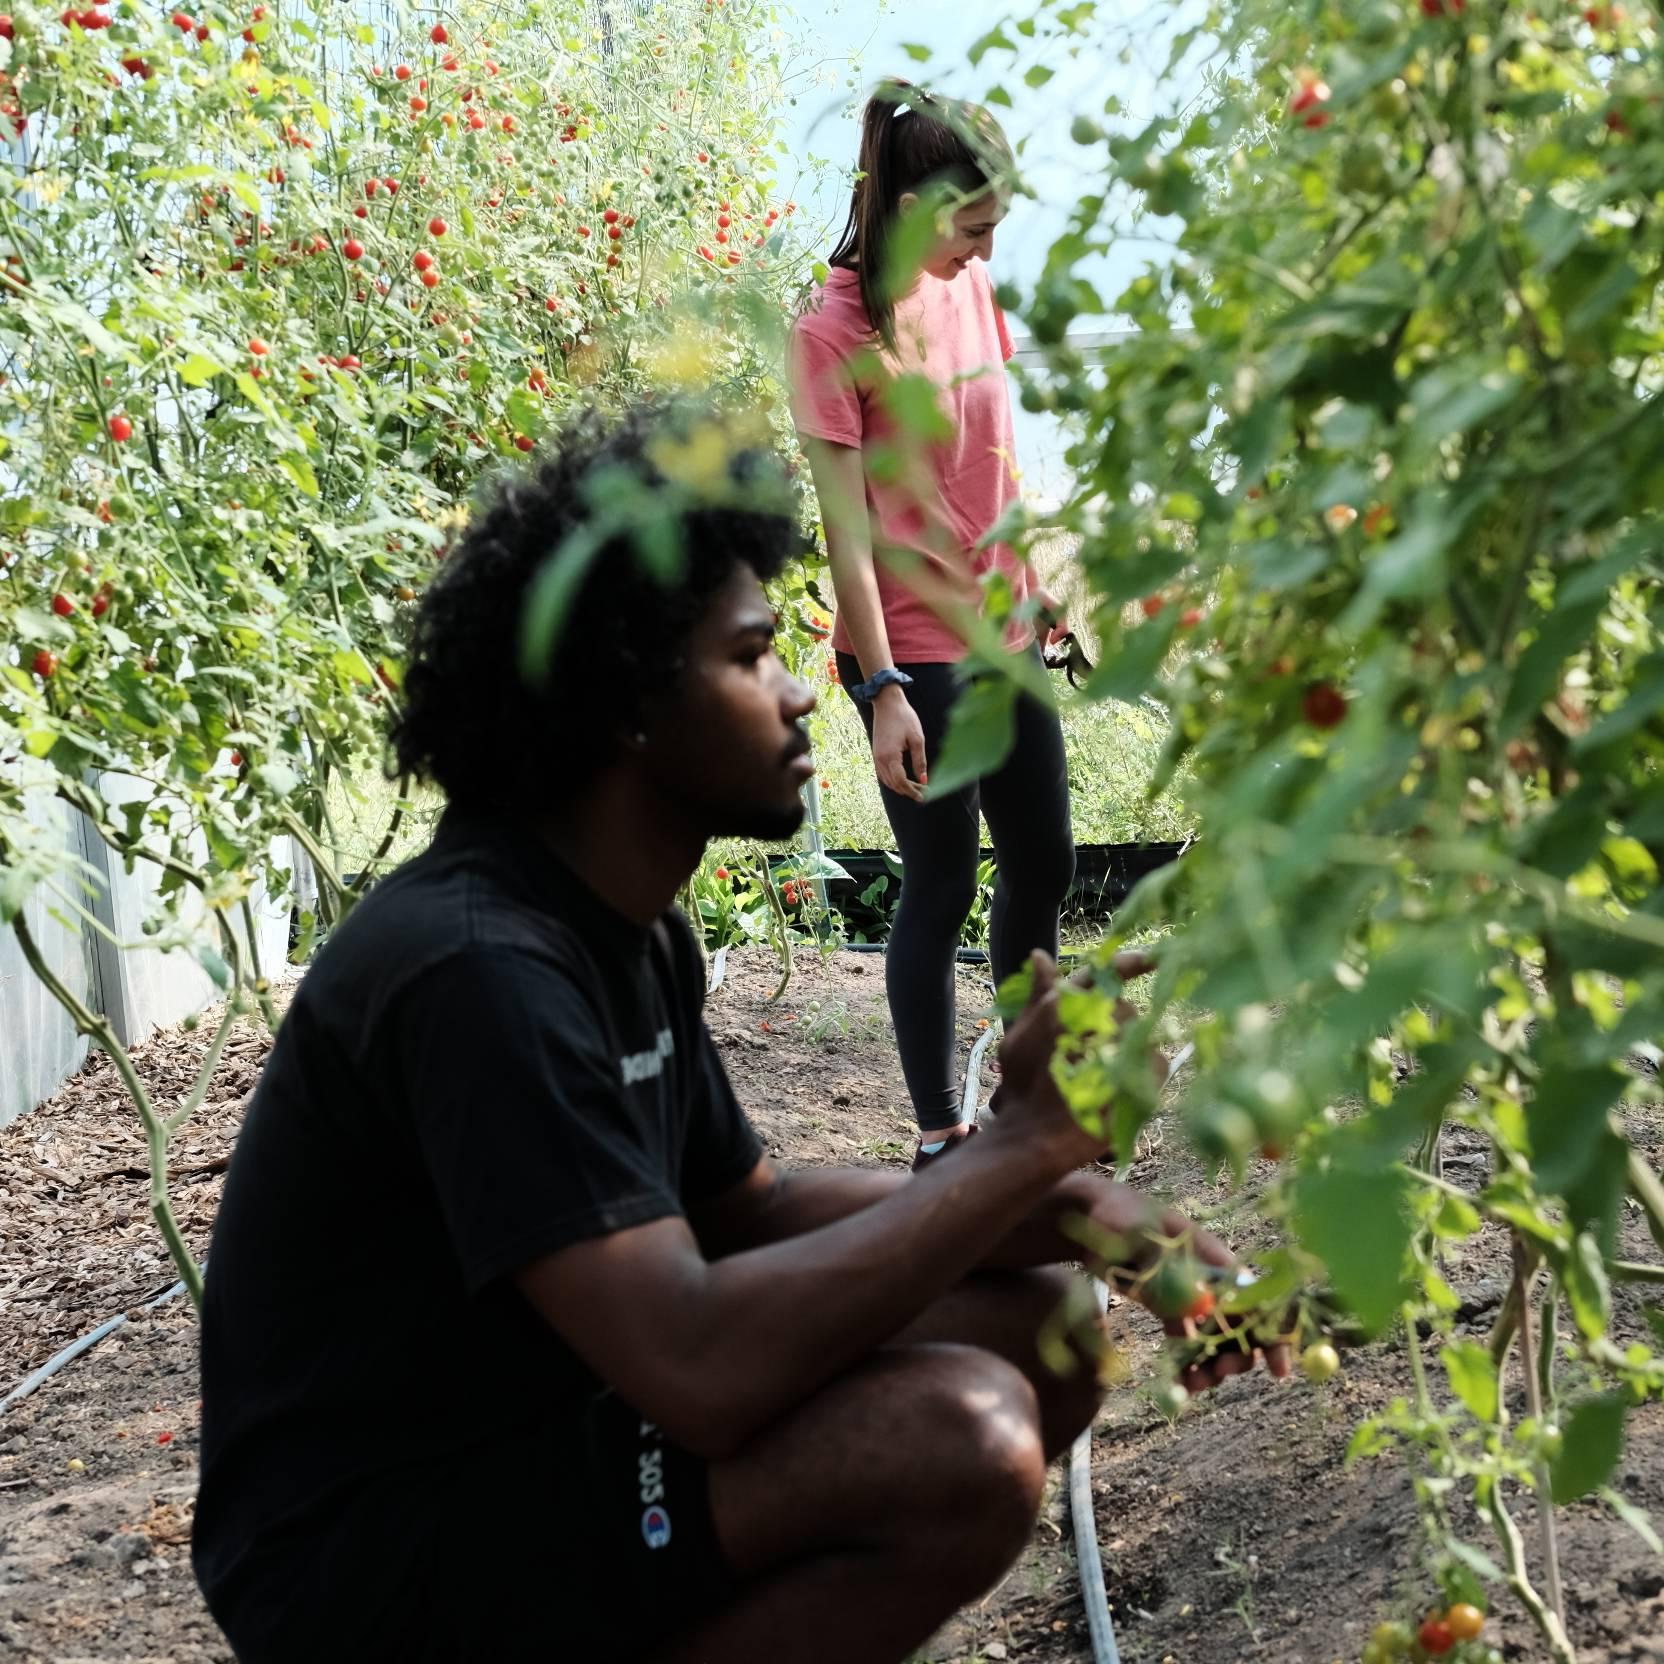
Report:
911,1122,980,1171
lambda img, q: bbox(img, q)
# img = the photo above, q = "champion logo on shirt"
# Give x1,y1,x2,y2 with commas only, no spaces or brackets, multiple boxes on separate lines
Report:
641,1505,672,1550
620,1028,674,1086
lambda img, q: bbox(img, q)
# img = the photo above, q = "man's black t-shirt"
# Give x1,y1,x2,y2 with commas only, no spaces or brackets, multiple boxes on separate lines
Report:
193,809,762,1644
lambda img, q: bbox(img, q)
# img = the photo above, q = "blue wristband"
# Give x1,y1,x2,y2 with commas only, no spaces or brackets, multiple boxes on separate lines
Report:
850,667,914,704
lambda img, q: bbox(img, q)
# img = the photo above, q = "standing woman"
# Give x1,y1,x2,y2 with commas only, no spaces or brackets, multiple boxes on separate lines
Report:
788,80,1075,1169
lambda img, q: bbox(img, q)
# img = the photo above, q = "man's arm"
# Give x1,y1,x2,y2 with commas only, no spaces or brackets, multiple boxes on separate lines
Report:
515,1112,1091,1463
688,1159,902,1259
691,1160,1151,1275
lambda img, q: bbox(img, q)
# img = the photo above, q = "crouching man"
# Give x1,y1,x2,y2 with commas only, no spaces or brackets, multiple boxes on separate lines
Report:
193,402,1283,1664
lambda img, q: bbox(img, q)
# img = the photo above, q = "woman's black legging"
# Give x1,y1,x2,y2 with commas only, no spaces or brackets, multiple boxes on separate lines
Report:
836,651,1075,1133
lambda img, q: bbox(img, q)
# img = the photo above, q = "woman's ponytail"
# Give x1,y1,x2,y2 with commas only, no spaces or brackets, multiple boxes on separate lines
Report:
826,78,1012,353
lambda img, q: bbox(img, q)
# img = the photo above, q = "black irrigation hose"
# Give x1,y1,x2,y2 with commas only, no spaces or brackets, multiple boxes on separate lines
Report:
839,942,990,963
0,1265,203,1418
1070,1276,1122,1664
959,1015,1121,1663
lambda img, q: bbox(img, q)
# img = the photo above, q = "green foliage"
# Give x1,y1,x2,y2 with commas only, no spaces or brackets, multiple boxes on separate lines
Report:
979,0,1664,1649
0,0,802,937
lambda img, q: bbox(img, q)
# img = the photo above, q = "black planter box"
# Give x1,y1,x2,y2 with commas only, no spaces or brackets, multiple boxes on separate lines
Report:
795,841,1188,938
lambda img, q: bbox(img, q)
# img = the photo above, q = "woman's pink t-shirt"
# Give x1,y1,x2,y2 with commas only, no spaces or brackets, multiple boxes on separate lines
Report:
787,262,1029,665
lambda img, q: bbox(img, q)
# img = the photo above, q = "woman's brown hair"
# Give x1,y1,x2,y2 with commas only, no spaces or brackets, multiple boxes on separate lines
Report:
826,79,1014,353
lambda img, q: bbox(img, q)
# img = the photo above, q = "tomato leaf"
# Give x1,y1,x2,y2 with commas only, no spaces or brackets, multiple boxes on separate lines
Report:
253,761,300,798
1440,1341,1499,1424
1550,1392,1628,1504
1293,1165,1411,1335
193,942,231,991
1561,1231,1613,1342
277,454,319,498
928,673,1016,798
179,352,227,389
1443,1537,1504,1589
1599,1486,1662,1554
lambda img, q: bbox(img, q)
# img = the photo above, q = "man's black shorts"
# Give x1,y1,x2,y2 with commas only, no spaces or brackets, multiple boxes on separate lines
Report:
206,1391,736,1662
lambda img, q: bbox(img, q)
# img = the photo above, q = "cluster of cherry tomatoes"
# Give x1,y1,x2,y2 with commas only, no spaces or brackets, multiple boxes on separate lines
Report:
1362,1604,1493,1663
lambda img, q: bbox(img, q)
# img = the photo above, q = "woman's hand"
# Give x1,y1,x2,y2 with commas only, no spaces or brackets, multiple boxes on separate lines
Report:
1033,585,1070,648
870,683,928,802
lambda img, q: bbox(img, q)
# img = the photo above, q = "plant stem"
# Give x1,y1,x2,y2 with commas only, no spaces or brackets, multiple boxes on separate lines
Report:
281,811,350,922
1489,1278,1524,1367
754,847,793,1002
11,913,203,1308
1609,1259,1664,1284
349,773,413,893
1627,1148,1664,1257
1537,1274,1559,1414
165,998,240,1137
1513,1244,1567,1633
1401,1305,1463,1546
238,895,282,1032
1486,1482,1577,1664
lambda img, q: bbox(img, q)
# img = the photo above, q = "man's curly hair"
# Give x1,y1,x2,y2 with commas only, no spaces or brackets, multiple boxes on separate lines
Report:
392,400,806,810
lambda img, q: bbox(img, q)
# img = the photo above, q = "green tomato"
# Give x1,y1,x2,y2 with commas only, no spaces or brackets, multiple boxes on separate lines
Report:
1368,1620,1413,1659
1145,157,1195,218
1339,141,1390,196
1356,3,1400,44
1151,1381,1189,1419
1301,1341,1342,1383
1372,79,1410,121
1143,1254,1209,1322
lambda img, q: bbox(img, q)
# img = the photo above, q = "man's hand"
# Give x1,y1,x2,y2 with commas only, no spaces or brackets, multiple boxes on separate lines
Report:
1072,1181,1292,1393
990,949,1164,1164
986,952,1111,1168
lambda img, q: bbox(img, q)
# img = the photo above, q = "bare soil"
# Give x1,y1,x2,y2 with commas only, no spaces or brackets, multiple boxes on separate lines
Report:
2,948,1662,1663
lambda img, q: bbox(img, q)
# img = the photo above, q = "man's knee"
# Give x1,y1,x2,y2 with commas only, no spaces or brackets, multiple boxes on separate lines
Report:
915,1350,1048,1566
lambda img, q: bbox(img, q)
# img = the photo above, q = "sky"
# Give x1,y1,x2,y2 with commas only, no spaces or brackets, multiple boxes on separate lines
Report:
769,0,1207,499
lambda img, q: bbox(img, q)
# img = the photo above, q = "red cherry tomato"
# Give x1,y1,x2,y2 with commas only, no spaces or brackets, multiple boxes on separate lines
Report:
1417,1618,1455,1657
1183,1286,1216,1322
1302,681,1347,729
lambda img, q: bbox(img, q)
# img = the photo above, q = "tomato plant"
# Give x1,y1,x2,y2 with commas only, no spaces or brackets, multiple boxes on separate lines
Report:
0,0,818,1304
950,0,1664,1657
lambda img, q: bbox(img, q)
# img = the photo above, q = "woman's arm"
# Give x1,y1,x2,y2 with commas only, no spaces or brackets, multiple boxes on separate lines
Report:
801,436,893,684
801,436,929,800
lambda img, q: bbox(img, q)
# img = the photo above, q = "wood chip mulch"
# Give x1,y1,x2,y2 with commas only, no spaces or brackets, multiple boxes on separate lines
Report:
0,1005,279,1390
